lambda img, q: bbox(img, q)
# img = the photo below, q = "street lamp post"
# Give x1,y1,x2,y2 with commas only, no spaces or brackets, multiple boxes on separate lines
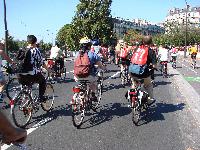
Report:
3,0,8,55
184,0,189,58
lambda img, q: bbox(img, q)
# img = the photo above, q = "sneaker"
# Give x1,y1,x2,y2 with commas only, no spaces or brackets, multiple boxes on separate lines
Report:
147,98,156,106
91,92,98,102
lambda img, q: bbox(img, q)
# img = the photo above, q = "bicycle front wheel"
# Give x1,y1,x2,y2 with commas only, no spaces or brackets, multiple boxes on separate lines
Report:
11,93,32,128
6,78,22,100
41,83,54,111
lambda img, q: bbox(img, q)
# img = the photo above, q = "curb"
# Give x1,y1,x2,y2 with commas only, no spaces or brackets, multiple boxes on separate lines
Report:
168,65,200,124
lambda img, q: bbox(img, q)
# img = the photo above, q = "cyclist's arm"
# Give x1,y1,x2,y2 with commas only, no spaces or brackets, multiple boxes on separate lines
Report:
0,50,14,65
95,61,106,70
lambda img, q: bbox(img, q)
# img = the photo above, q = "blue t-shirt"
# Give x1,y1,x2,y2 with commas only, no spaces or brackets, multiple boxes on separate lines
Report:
75,50,101,76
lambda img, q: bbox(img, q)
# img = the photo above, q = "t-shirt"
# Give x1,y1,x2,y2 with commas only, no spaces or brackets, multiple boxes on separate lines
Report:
190,46,197,54
158,47,169,61
50,46,63,59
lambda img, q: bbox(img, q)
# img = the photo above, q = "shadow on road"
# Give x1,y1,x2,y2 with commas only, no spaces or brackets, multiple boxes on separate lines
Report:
79,102,131,129
137,102,185,126
28,104,71,128
154,81,172,87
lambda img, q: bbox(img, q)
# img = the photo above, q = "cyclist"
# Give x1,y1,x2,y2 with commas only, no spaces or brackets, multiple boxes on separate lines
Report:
0,110,27,145
170,46,178,67
74,37,106,101
190,44,198,67
17,35,51,103
119,42,130,77
50,42,65,78
158,44,169,75
115,40,122,65
0,40,15,108
128,36,157,106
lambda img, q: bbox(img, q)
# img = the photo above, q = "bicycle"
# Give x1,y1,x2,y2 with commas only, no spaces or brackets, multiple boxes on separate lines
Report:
71,79,101,128
160,61,168,78
171,56,177,69
191,57,197,69
46,58,66,82
127,78,149,125
10,75,55,128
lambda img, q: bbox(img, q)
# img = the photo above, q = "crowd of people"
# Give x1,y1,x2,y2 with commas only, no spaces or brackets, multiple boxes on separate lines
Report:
0,33,199,147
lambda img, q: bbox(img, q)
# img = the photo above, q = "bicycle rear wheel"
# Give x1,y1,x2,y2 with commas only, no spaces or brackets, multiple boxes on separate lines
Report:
11,93,32,128
6,78,22,100
71,93,85,128
132,99,141,125
41,83,54,111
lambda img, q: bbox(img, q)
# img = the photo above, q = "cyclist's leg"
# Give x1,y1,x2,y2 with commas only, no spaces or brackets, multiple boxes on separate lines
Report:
143,76,154,102
34,73,46,101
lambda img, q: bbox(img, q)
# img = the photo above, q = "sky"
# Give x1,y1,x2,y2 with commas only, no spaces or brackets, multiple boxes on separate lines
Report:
0,0,200,43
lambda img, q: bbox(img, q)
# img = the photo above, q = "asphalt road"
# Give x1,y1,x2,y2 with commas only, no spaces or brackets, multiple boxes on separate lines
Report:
1,59,200,150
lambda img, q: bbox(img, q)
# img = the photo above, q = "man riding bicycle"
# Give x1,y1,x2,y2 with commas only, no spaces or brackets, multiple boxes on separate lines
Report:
50,42,65,77
17,35,51,102
190,44,198,67
128,36,157,106
74,37,106,101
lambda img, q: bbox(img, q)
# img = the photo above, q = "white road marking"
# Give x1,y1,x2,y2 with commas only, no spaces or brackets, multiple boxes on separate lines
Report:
1,117,53,150
107,71,121,79
180,62,198,74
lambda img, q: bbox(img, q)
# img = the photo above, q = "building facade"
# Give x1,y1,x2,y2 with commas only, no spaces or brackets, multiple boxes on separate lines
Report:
112,17,164,39
165,6,200,28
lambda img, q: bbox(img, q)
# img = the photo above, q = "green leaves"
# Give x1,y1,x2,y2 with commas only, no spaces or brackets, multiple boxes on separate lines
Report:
56,0,115,50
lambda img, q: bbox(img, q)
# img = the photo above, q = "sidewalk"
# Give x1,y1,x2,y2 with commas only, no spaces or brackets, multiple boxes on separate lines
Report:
168,65,200,125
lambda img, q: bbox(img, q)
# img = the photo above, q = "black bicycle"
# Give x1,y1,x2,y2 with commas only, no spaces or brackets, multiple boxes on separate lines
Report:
71,79,101,128
127,78,149,125
10,78,54,128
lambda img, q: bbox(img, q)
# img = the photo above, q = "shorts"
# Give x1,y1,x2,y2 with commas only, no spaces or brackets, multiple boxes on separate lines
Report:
191,54,197,59
119,58,130,66
0,72,5,83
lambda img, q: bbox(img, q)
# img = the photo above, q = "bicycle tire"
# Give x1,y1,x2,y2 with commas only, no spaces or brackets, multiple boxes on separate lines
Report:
132,100,141,125
71,93,85,128
41,83,54,111
11,93,32,128
91,81,102,111
6,78,22,100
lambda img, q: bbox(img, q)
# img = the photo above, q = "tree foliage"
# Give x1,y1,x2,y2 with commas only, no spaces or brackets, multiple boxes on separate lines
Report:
153,21,200,46
123,29,143,45
56,0,116,50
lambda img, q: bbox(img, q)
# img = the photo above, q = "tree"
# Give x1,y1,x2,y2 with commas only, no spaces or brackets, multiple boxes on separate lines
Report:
124,29,143,45
56,24,71,47
65,0,115,50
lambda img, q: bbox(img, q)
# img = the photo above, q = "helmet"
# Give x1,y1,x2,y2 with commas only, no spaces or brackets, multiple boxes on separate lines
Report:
79,37,91,44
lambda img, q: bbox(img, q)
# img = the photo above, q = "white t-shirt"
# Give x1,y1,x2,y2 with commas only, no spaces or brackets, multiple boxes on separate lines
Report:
50,46,62,59
158,47,169,61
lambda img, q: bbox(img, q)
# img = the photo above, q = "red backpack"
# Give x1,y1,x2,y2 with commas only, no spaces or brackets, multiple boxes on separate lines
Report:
74,52,91,78
120,48,128,58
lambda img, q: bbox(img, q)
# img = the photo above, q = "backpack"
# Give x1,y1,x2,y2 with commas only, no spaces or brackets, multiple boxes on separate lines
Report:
129,46,148,75
120,48,128,58
74,52,91,78
16,48,31,73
